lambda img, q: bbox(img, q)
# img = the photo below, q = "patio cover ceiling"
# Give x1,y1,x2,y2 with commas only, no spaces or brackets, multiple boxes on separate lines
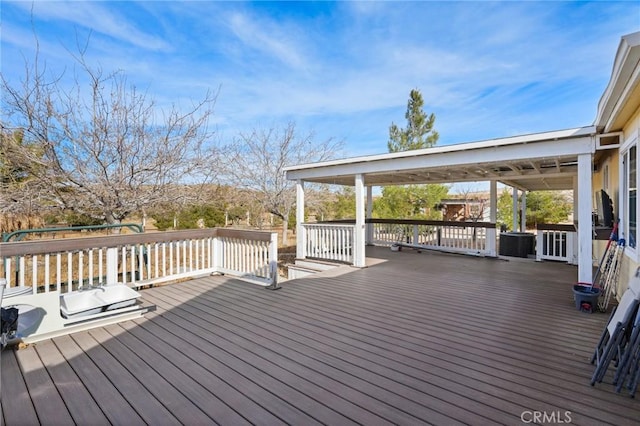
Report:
285,126,597,192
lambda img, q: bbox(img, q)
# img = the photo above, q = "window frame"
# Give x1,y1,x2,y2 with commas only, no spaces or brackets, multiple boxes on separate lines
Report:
621,134,639,259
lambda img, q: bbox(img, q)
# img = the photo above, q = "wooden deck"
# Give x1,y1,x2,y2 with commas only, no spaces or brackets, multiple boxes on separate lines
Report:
2,246,640,425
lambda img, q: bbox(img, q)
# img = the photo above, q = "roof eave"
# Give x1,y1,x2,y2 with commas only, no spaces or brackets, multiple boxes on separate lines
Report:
595,31,640,133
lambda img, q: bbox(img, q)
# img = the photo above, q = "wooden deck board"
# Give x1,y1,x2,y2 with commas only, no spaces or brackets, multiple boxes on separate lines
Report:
157,280,518,424
13,344,76,425
140,292,393,425
127,314,319,426
32,339,110,425
146,286,457,425
177,277,629,424
70,331,181,425
116,318,287,426
86,326,215,424
3,246,640,425
1,347,39,425
101,322,252,426
51,334,147,426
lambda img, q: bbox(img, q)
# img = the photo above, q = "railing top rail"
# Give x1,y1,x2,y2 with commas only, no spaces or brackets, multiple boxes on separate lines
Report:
217,228,275,242
367,218,496,228
0,228,274,258
315,219,495,228
536,223,576,232
302,222,356,228
314,219,357,224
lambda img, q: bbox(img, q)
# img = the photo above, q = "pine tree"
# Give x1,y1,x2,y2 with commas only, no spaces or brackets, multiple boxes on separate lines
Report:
377,89,448,219
388,89,439,152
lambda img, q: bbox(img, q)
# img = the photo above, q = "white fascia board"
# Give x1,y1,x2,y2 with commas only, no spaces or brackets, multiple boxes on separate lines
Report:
284,126,595,175
595,31,640,131
286,135,595,182
604,61,640,132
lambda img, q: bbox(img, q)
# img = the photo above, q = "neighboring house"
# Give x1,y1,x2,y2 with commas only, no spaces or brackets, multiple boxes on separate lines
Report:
439,196,489,222
285,31,640,298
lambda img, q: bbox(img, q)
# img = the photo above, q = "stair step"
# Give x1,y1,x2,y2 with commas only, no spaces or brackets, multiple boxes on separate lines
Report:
287,264,324,280
294,258,341,271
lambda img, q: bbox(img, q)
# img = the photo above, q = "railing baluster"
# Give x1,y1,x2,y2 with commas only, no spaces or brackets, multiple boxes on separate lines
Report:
121,246,127,285
182,240,187,273
44,253,50,292
98,248,103,285
56,254,62,292
67,252,72,291
0,229,277,290
31,254,37,288
18,256,25,288
78,251,84,288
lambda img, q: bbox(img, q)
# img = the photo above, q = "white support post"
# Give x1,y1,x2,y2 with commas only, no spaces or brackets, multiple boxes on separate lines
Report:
520,192,527,232
106,247,119,284
354,174,366,267
512,188,519,232
573,176,579,223
572,175,580,265
296,180,306,260
212,234,222,272
577,153,593,283
267,232,280,290
366,186,374,245
536,232,543,262
488,180,497,256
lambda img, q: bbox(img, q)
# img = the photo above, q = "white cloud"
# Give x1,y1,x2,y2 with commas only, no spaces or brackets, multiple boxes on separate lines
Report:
2,0,638,157
226,11,308,70
10,1,170,51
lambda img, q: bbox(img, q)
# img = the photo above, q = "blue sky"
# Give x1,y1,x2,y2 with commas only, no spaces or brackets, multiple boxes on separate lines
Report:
2,1,639,159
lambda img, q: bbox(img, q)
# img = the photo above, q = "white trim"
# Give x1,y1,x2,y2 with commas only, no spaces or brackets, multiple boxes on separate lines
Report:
354,174,366,267
596,132,623,150
285,127,595,173
296,180,306,259
366,186,373,244
286,133,594,179
512,188,519,231
488,181,497,257
595,32,640,132
621,134,638,261
577,153,593,283
520,192,527,233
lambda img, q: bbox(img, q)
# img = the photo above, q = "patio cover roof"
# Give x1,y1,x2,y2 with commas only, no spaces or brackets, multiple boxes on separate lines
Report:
285,126,597,191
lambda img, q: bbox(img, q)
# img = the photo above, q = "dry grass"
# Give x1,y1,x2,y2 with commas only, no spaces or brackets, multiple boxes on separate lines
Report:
1,214,45,235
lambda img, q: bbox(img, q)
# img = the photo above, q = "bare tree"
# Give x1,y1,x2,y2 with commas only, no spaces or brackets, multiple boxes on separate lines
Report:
1,42,218,227
456,186,486,221
225,122,342,245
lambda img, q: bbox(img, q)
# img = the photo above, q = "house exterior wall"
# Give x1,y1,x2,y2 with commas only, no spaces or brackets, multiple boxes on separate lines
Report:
592,148,618,276
614,105,640,296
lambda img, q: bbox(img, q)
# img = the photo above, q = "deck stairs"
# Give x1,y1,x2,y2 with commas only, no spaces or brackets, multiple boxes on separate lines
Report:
287,258,343,280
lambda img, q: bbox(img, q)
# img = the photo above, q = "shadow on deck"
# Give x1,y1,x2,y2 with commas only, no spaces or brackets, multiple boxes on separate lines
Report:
2,246,639,425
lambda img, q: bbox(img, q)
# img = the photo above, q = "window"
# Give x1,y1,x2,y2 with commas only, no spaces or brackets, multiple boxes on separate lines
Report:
623,145,637,249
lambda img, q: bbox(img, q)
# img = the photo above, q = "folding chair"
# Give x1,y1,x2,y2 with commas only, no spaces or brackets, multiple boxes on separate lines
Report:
614,307,640,396
590,288,640,385
627,351,640,397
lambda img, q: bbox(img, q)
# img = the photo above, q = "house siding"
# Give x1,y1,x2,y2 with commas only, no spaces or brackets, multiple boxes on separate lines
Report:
615,105,640,296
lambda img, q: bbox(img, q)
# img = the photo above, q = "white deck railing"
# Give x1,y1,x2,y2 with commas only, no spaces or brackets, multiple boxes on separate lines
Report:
300,219,497,264
370,219,496,256
536,224,577,264
0,228,278,294
301,223,355,264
